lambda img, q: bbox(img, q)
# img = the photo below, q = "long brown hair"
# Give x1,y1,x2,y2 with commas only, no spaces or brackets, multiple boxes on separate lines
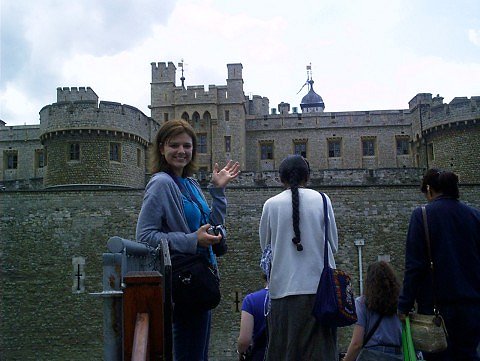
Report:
149,119,198,176
364,261,400,316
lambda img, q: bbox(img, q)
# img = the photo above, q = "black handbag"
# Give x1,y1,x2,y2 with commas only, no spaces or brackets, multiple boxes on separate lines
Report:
171,253,221,311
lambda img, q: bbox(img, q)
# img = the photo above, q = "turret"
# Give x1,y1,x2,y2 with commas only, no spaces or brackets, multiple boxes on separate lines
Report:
56,87,98,103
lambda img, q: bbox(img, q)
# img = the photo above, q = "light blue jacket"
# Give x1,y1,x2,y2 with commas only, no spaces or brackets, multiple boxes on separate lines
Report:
136,172,227,254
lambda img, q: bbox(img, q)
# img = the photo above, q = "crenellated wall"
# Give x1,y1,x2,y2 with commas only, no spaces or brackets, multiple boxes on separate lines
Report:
56,86,98,103
37,95,159,188
1,183,479,360
40,100,152,141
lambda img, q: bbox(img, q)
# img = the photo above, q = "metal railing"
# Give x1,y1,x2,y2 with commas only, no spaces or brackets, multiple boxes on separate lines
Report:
92,237,172,361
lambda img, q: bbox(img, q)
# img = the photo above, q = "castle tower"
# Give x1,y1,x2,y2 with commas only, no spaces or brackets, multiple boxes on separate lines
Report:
39,88,151,188
150,62,177,125
148,61,247,172
300,65,325,113
408,93,480,182
215,63,247,170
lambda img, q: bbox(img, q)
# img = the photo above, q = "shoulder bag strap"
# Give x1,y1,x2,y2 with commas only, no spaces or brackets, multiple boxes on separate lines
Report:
320,193,329,267
421,206,439,315
167,172,210,224
363,314,384,347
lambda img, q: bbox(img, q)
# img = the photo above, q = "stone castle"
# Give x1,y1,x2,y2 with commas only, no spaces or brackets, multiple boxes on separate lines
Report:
1,62,480,360
1,61,480,188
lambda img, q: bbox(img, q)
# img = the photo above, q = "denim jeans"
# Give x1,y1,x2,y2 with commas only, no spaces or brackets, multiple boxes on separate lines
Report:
173,307,211,361
421,303,480,361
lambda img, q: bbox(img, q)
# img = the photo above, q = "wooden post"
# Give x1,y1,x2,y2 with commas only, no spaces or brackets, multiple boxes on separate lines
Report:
132,313,149,361
123,271,164,361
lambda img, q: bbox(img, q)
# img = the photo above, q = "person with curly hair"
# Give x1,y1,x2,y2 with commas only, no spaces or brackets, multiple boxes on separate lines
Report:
342,261,402,361
259,155,339,360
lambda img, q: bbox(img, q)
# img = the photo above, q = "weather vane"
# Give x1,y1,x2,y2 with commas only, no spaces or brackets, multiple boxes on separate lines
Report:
297,63,313,94
178,59,186,88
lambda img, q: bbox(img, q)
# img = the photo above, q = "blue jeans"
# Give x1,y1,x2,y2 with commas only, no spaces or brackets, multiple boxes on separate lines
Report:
173,307,211,361
421,303,480,361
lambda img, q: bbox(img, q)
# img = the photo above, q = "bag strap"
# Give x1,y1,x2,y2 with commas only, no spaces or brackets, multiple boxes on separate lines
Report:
363,314,384,347
421,206,440,316
167,172,210,224
320,193,329,266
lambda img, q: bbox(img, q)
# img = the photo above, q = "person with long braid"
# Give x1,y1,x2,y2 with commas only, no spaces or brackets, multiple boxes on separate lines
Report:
259,155,339,360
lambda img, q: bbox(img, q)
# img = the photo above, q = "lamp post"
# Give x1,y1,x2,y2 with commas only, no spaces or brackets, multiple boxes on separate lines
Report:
354,239,365,295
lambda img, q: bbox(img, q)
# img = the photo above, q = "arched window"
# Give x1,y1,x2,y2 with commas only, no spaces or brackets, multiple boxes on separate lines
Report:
192,112,200,122
203,111,211,122
181,112,189,121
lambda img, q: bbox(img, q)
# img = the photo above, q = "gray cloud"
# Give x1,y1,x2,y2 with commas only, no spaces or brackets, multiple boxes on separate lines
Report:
0,0,175,93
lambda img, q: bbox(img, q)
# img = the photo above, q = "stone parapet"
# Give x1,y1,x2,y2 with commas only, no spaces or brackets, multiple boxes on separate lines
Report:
197,168,425,188
246,110,409,131
39,100,151,143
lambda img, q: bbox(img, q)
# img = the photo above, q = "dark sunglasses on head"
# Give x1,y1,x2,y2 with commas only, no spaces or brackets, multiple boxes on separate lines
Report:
292,237,303,251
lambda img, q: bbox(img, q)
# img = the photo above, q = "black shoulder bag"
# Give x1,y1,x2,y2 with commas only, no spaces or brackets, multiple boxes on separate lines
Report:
167,174,222,311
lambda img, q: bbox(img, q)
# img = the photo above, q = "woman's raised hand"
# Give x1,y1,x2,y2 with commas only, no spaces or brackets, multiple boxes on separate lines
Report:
211,160,240,188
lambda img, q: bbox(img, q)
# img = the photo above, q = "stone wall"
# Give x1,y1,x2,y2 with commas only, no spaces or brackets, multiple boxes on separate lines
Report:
42,135,146,188
1,184,479,360
0,125,44,183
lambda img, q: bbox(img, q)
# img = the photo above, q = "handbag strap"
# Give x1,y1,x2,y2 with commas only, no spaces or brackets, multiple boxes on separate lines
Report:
320,193,329,266
363,314,384,347
167,172,211,225
421,206,440,315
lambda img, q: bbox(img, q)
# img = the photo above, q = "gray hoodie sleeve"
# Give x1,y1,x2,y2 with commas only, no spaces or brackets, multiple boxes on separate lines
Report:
135,173,198,254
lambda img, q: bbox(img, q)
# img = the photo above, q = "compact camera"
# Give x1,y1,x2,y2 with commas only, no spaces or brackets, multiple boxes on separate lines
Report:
207,225,226,238
207,224,228,256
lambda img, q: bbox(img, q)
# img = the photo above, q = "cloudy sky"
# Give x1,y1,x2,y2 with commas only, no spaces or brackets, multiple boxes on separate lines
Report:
1,0,479,126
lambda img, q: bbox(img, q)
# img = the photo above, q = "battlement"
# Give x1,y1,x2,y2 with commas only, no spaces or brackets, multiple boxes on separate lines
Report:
151,62,176,83
39,97,152,142
248,95,269,116
408,93,433,110
246,109,409,131
177,85,218,103
56,87,98,103
199,167,424,188
418,95,480,131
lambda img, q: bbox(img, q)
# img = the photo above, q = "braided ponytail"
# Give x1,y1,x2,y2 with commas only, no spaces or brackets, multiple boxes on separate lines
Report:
279,155,310,251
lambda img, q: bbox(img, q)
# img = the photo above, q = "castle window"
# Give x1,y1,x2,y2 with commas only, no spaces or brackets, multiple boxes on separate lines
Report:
198,134,207,153
225,110,230,121
181,112,189,121
203,111,211,122
69,143,80,161
427,143,435,161
192,112,200,122
110,143,121,162
362,138,376,156
5,151,18,169
137,148,142,167
293,140,307,158
35,149,46,168
328,139,341,157
164,113,169,122
225,136,231,153
396,136,410,155
260,142,274,160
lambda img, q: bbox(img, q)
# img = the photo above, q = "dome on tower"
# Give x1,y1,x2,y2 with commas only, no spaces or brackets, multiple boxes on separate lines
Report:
300,79,325,113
